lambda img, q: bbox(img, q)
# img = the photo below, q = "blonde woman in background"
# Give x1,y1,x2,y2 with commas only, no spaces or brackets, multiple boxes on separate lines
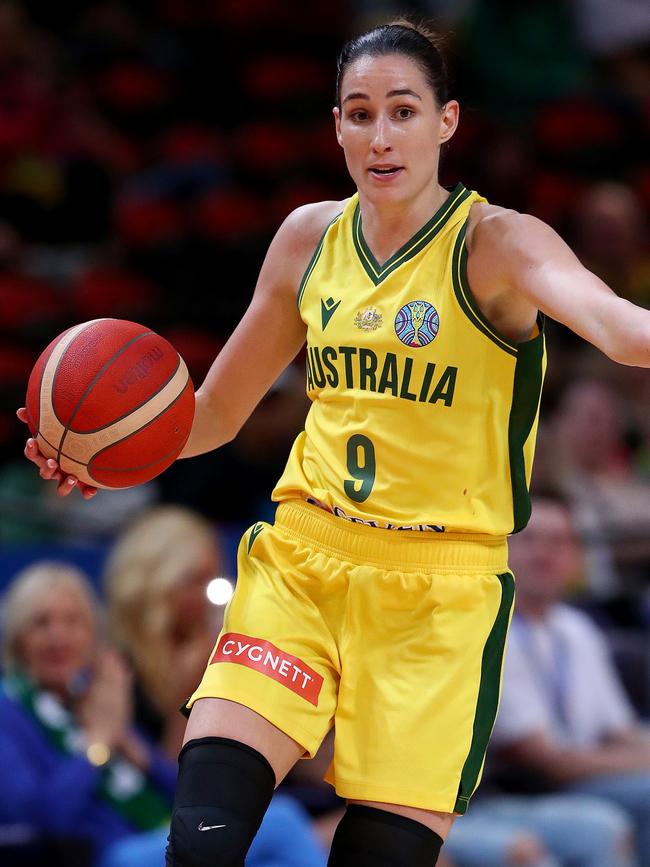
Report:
0,561,178,867
104,506,225,758
104,506,331,867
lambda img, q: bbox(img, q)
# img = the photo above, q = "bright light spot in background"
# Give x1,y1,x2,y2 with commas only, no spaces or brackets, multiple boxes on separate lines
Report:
207,577,234,606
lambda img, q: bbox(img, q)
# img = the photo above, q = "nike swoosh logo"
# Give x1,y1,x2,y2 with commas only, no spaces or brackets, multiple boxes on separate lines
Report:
247,522,264,554
198,822,226,831
321,297,341,331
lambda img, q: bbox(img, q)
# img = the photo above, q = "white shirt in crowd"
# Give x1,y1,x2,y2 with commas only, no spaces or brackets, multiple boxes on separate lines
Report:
493,605,636,749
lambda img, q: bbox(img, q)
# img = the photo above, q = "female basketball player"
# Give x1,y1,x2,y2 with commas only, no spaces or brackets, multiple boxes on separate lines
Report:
20,20,650,867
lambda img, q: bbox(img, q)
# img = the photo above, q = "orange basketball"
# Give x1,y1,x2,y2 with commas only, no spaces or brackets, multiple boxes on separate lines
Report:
25,319,195,489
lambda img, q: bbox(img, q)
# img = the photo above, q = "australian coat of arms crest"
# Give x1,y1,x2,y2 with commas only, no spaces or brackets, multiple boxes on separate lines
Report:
354,306,383,331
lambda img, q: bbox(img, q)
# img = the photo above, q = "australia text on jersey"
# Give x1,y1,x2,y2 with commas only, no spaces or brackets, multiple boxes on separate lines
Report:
306,343,457,406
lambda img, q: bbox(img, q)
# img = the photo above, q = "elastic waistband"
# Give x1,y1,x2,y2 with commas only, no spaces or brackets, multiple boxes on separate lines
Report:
275,501,509,572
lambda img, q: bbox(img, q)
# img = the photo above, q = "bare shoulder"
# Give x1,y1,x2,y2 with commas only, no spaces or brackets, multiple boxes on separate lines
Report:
464,202,543,341
466,201,558,258
279,199,348,255
261,199,348,295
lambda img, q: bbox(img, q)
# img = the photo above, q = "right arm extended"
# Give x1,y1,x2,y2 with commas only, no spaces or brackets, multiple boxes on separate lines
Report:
180,203,322,456
20,200,343,490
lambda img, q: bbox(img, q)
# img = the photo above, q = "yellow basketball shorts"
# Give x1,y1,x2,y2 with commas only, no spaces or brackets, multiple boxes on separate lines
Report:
187,500,514,815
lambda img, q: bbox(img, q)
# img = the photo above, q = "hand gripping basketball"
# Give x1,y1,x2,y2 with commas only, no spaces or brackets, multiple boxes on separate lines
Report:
18,412,96,498
20,319,195,495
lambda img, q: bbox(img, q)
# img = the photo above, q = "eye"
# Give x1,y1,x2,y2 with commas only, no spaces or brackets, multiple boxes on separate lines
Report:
348,109,369,122
395,107,415,120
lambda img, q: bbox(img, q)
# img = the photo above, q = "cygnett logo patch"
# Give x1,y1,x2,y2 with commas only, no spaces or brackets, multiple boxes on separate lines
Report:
211,633,323,706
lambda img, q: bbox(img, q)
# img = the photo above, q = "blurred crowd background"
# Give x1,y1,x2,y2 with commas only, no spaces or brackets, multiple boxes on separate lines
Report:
0,0,649,865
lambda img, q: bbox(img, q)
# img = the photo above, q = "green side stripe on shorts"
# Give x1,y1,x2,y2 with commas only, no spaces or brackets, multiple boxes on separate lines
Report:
454,571,515,814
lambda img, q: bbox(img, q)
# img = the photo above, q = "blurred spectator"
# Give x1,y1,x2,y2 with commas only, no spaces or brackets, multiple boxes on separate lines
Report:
0,559,330,867
279,731,346,852
460,0,591,121
492,495,650,865
284,719,635,866
0,561,176,867
549,378,650,599
445,791,634,867
572,183,650,307
572,0,650,57
103,506,329,866
103,505,225,756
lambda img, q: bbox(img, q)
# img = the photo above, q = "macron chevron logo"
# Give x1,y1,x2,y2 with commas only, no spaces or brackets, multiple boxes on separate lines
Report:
247,522,264,554
321,297,341,331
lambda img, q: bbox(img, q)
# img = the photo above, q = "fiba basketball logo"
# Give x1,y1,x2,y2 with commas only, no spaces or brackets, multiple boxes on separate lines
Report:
394,301,439,347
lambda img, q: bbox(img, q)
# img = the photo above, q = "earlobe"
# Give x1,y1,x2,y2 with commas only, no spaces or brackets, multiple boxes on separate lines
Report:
437,99,460,145
332,106,344,148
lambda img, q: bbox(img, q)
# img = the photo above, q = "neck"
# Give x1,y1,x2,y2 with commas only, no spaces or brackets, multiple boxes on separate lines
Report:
357,182,450,265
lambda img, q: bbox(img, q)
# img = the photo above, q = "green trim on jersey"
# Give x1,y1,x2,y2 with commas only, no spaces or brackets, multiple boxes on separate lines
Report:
297,213,342,309
353,183,471,285
451,223,518,358
507,321,545,532
454,570,515,814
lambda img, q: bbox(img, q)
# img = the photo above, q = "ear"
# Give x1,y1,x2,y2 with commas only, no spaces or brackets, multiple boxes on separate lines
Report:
439,100,459,145
333,106,344,148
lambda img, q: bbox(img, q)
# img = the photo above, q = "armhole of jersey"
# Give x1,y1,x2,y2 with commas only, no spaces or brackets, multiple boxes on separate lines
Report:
297,213,342,310
451,220,519,358
508,326,546,533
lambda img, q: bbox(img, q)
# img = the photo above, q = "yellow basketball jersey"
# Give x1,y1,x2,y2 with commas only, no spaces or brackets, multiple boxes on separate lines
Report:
272,183,546,535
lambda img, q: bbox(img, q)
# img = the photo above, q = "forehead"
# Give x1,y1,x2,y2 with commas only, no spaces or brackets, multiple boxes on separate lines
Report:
28,582,92,620
340,53,431,99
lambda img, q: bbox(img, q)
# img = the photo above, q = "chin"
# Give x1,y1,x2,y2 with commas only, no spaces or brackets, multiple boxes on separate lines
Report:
362,182,412,206
39,667,75,692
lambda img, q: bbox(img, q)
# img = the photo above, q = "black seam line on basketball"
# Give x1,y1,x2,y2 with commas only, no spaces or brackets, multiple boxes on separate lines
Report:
87,375,191,478
37,430,89,467
45,373,192,472
297,212,343,310
46,322,99,436
68,353,182,435
25,405,36,433
56,330,154,463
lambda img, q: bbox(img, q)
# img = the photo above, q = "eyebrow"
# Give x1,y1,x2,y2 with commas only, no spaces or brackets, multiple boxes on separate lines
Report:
342,88,422,104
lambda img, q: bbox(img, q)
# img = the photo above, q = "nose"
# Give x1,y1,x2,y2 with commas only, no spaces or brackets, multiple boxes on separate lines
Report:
371,116,392,154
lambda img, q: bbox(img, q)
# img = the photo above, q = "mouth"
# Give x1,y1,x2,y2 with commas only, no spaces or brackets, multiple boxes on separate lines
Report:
368,165,404,180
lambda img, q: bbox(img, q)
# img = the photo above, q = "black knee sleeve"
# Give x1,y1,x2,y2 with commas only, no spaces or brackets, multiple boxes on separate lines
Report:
165,736,276,867
328,805,443,867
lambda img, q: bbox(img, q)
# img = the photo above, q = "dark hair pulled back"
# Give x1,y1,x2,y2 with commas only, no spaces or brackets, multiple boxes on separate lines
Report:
336,19,450,110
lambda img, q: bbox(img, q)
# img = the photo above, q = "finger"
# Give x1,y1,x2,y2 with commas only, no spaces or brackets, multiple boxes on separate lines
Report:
78,482,98,500
16,407,28,424
57,476,78,497
39,470,60,484
38,458,61,480
24,439,45,466
25,440,54,473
